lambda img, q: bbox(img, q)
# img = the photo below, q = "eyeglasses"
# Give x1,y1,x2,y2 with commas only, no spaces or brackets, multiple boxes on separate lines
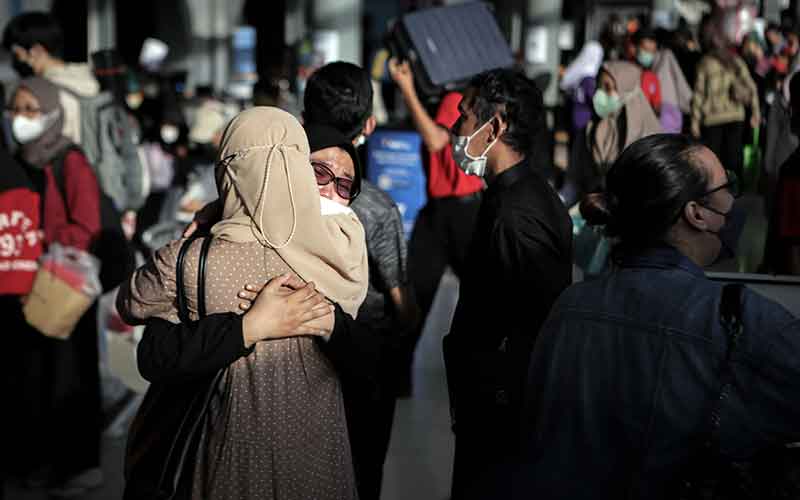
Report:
5,106,41,116
699,169,741,200
695,169,740,217
312,161,357,200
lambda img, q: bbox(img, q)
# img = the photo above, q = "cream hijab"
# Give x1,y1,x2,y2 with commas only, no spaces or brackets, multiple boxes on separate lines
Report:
210,107,368,318
590,61,662,169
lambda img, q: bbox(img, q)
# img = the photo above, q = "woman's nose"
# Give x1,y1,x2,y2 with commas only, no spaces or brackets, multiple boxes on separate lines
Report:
318,184,334,200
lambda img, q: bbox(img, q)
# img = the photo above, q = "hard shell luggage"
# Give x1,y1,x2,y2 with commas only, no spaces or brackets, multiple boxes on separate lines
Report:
386,2,513,97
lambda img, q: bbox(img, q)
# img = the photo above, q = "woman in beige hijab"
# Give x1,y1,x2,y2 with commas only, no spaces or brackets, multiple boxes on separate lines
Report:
118,107,368,499
568,61,663,203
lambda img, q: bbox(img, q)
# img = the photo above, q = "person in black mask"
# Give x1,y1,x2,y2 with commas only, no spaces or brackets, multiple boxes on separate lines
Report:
514,134,800,500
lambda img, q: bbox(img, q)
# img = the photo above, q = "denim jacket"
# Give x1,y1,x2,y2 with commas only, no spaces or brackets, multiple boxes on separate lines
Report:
517,245,800,500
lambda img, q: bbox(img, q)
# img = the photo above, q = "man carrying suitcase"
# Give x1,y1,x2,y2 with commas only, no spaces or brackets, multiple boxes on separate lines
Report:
389,59,483,396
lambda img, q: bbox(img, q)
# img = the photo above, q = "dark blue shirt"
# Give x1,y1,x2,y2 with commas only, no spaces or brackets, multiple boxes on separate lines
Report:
518,245,800,500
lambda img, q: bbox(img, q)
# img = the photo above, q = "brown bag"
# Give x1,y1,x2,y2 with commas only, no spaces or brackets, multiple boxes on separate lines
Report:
23,266,94,339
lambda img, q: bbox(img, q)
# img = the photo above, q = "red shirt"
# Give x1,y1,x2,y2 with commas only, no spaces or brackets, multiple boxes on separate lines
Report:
427,92,484,199
641,70,662,113
0,186,42,295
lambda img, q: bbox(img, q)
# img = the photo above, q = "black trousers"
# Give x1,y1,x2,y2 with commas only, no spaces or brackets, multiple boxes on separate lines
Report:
346,388,397,500
405,194,481,377
3,300,101,483
702,121,745,180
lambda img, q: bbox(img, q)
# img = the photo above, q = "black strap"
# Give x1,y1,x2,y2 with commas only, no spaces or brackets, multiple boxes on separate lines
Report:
49,145,84,219
705,284,745,449
176,236,212,323
198,236,212,318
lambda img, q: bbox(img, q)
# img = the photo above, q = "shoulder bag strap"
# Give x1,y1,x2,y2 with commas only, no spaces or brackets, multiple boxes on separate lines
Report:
707,284,745,449
176,235,213,324
197,236,213,318
175,236,197,324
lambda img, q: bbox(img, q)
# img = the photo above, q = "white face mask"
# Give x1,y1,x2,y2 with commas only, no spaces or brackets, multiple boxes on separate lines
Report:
12,110,58,144
451,119,500,177
161,124,179,144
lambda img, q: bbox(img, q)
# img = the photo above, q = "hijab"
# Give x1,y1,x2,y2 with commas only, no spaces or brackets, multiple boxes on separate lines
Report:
561,41,604,92
210,107,368,318
15,77,71,168
590,61,662,170
653,48,693,114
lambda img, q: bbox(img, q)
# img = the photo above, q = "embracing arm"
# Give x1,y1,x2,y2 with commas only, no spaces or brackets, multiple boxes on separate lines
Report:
137,314,250,383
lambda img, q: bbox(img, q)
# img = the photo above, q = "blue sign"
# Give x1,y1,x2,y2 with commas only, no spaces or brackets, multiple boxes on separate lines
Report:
366,130,427,238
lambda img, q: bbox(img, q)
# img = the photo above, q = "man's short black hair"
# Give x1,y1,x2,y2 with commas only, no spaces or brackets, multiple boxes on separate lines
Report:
303,61,373,141
2,12,64,57
467,68,545,157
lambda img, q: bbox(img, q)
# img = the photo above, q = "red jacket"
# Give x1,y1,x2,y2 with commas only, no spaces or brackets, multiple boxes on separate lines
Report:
41,149,102,252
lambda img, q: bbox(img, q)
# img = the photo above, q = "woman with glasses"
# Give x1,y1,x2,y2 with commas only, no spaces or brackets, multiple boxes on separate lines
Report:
4,77,104,497
118,107,368,500
516,134,800,500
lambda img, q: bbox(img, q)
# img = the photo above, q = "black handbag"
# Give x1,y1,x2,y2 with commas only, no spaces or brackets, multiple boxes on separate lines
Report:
123,236,225,500
679,284,800,500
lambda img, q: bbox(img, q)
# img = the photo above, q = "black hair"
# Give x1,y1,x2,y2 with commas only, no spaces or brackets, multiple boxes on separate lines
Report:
634,28,658,46
304,122,362,202
581,134,708,252
303,62,373,141
467,68,545,157
2,12,64,57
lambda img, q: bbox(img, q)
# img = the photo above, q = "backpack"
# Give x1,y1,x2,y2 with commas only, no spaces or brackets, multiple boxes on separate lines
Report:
51,146,136,292
58,87,147,213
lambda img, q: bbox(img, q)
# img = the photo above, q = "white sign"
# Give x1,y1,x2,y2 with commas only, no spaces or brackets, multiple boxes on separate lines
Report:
526,27,548,65
313,31,340,66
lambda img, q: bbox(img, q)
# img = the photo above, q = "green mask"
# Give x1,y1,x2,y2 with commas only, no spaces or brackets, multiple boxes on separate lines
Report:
637,50,655,68
593,90,623,119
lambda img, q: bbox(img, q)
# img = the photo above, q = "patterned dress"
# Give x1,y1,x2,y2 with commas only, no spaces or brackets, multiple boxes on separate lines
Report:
121,237,358,500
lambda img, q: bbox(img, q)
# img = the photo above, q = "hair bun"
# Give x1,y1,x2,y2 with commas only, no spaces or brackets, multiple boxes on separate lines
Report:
580,192,613,226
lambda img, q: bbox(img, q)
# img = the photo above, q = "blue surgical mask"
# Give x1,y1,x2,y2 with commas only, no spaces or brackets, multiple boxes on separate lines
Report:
451,119,500,177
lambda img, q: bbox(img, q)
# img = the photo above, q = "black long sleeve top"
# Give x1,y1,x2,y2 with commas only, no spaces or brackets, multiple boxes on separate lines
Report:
136,305,381,391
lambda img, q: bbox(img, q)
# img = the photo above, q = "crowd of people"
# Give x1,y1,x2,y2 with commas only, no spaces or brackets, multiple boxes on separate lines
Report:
560,10,800,276
0,5,800,500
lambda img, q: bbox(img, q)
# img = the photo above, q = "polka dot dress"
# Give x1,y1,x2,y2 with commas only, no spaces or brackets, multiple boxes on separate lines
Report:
126,239,358,500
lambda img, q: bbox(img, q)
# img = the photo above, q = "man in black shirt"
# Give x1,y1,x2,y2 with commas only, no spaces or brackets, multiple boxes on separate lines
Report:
443,69,573,499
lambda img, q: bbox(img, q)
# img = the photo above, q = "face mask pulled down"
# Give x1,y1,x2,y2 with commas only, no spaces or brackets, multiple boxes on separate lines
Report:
451,119,500,177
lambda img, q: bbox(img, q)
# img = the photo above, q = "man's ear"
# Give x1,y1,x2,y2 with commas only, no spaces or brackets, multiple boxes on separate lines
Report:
363,115,377,136
683,201,710,232
489,112,507,142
